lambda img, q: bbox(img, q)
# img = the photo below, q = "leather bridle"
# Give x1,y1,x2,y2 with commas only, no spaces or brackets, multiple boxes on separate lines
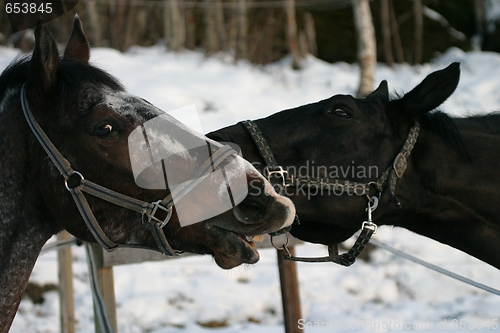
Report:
239,119,420,266
21,84,235,256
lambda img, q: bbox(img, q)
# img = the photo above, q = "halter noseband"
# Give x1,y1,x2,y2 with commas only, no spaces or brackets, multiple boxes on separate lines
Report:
21,85,234,256
239,119,420,266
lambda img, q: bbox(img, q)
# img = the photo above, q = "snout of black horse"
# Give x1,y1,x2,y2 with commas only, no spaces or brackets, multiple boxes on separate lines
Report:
207,131,296,237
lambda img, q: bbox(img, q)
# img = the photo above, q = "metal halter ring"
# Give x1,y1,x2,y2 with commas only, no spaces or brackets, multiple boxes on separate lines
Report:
65,171,84,191
367,195,380,211
270,232,290,250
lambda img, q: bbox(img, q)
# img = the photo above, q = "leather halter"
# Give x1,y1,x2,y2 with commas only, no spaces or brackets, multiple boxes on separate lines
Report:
239,119,420,266
21,85,235,256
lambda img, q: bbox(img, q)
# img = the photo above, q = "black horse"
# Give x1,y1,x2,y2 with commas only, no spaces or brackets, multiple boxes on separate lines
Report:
0,17,295,331
209,62,500,269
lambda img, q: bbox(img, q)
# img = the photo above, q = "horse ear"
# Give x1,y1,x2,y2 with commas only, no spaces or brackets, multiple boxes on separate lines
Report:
395,62,460,119
26,19,59,101
365,80,389,103
63,14,90,63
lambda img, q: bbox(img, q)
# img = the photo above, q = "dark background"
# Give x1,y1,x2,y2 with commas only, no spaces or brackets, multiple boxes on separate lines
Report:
0,0,498,65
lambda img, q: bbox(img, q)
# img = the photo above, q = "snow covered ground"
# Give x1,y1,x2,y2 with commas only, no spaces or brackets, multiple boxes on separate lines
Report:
2,44,500,332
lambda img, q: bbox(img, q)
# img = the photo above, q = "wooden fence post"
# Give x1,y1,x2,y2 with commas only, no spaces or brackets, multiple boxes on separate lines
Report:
58,231,75,333
277,246,302,333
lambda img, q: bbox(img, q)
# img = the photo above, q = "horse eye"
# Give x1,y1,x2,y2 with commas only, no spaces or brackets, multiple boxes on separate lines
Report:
331,108,350,119
95,124,114,137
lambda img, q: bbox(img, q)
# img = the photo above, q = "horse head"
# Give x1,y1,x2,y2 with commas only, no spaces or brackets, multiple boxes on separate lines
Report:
209,63,460,246
21,17,295,269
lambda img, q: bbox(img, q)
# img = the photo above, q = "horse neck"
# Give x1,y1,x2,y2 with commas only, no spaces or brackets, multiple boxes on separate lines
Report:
0,103,55,332
386,118,500,268
0,217,53,332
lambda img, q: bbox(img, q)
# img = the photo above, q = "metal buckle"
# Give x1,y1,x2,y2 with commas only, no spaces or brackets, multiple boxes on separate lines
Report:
148,200,173,228
264,166,289,187
362,221,377,234
393,153,407,179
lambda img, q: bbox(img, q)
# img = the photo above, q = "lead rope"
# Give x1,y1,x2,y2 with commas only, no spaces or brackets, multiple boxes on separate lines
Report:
85,244,115,333
272,196,379,266
369,239,500,296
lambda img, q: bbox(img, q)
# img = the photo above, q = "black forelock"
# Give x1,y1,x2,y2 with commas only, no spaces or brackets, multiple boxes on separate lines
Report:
0,55,30,100
0,55,124,102
55,59,124,96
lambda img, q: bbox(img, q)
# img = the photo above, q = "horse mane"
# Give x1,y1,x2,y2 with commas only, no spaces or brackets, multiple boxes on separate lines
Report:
423,111,471,161
0,55,124,104
0,55,30,100
466,111,500,131
387,91,471,162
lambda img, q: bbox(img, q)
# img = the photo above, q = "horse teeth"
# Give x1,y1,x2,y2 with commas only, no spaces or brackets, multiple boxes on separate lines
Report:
251,234,265,243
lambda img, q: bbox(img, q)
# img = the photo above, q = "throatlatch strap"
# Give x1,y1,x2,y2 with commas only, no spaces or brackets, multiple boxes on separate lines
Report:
70,187,118,251
387,121,420,207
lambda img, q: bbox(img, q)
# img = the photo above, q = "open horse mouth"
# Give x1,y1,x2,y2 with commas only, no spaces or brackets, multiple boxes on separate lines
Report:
206,181,295,269
207,226,265,269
